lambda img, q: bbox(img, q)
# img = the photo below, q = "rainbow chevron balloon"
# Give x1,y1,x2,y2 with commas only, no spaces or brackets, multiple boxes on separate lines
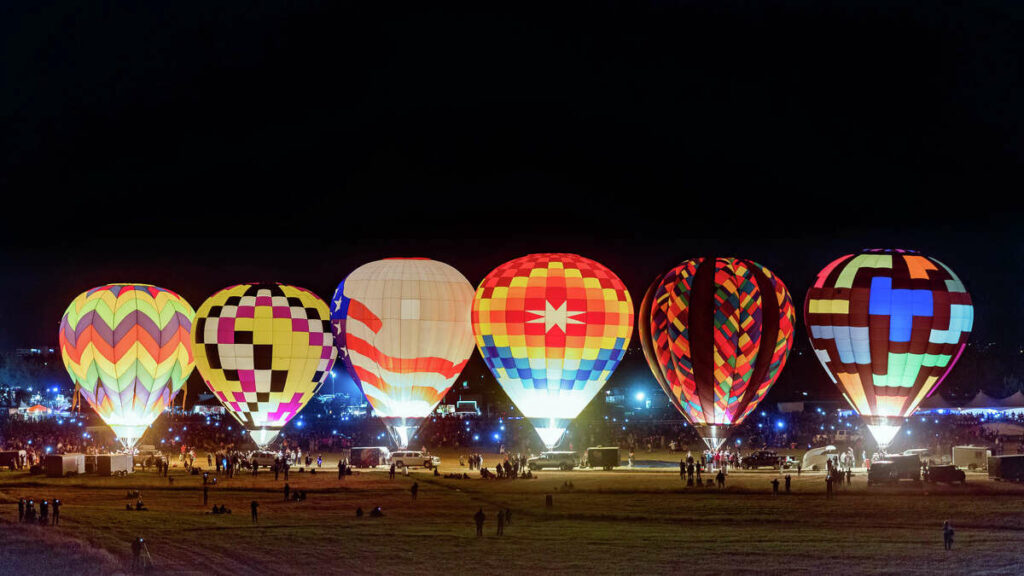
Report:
59,284,196,449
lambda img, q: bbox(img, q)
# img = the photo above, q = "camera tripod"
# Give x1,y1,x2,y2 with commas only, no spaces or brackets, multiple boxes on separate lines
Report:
133,540,155,572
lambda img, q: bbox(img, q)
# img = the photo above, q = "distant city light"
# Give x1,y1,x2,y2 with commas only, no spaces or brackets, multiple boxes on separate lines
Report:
635,391,645,401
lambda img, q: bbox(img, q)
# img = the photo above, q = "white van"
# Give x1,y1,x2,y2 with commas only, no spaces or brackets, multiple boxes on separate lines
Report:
388,450,440,469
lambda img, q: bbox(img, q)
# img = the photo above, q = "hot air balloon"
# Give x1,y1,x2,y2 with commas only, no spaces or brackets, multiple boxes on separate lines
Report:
330,258,476,448
472,253,633,450
191,283,337,449
640,258,795,451
804,249,973,451
59,284,195,450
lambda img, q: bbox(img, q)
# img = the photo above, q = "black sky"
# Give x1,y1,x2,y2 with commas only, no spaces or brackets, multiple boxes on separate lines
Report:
1,1,1022,399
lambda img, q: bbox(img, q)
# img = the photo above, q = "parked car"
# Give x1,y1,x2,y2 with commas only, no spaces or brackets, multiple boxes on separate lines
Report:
834,429,862,443
388,450,440,469
742,450,781,470
250,451,280,468
528,451,579,471
924,464,966,485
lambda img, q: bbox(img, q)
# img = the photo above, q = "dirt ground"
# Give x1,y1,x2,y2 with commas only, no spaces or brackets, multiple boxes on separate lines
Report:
2,449,1023,575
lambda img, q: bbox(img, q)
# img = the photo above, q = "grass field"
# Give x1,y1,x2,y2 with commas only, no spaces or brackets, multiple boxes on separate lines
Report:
2,450,1023,575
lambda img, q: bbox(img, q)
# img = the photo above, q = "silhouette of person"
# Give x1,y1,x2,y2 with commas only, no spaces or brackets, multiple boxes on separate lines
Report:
52,499,61,525
411,482,419,500
203,485,209,506
785,474,791,493
474,507,485,536
497,509,504,536
943,521,954,550
251,500,259,524
284,483,290,501
771,478,779,495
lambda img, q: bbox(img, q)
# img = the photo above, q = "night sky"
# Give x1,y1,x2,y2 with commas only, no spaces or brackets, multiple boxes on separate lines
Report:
2,1,1022,402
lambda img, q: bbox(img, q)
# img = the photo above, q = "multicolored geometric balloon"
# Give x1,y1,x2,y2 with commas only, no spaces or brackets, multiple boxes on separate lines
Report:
804,249,973,449
191,283,337,448
331,258,476,448
641,258,795,451
59,284,195,450
472,253,633,449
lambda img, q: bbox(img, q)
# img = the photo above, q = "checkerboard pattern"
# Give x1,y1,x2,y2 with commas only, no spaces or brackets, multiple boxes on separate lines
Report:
645,258,795,427
192,283,337,432
472,253,633,421
804,249,973,419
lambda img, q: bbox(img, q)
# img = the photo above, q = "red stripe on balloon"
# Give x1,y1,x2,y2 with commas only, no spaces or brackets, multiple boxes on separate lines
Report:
347,334,468,379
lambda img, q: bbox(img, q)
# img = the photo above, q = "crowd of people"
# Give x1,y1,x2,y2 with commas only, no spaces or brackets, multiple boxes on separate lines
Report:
2,406,1024,465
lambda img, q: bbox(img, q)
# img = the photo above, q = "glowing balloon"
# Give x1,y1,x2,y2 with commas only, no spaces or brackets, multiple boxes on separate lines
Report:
805,249,973,450
641,258,795,451
472,253,633,449
330,258,476,448
59,284,195,450
191,283,337,448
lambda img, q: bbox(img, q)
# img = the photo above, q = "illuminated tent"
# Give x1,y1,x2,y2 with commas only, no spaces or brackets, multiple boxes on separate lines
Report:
331,258,476,448
472,253,633,450
191,283,337,449
640,257,795,451
27,404,49,413
804,249,973,451
59,284,195,450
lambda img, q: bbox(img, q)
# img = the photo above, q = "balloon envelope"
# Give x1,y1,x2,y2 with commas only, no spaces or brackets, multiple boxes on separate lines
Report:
59,284,195,450
472,253,633,449
804,249,973,450
642,258,795,450
191,283,337,448
331,258,476,448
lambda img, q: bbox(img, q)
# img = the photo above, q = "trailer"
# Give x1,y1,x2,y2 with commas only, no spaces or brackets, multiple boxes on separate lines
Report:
349,446,390,468
586,447,620,470
988,455,1024,482
0,450,27,470
96,454,133,476
952,446,990,471
45,453,85,477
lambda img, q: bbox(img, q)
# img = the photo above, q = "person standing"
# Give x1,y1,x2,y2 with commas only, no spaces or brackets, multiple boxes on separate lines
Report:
52,499,61,526
251,500,259,524
338,460,344,480
203,484,209,506
826,474,834,499
496,509,505,536
284,483,290,502
18,498,24,523
771,478,780,496
785,474,791,493
474,507,485,537
389,463,396,480
943,521,954,550
410,482,419,500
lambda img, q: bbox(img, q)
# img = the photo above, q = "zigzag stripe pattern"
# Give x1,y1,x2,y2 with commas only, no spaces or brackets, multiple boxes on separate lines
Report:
646,258,795,427
59,284,195,437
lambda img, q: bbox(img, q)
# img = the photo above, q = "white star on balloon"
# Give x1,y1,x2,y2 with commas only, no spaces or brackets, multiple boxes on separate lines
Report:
527,301,585,333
